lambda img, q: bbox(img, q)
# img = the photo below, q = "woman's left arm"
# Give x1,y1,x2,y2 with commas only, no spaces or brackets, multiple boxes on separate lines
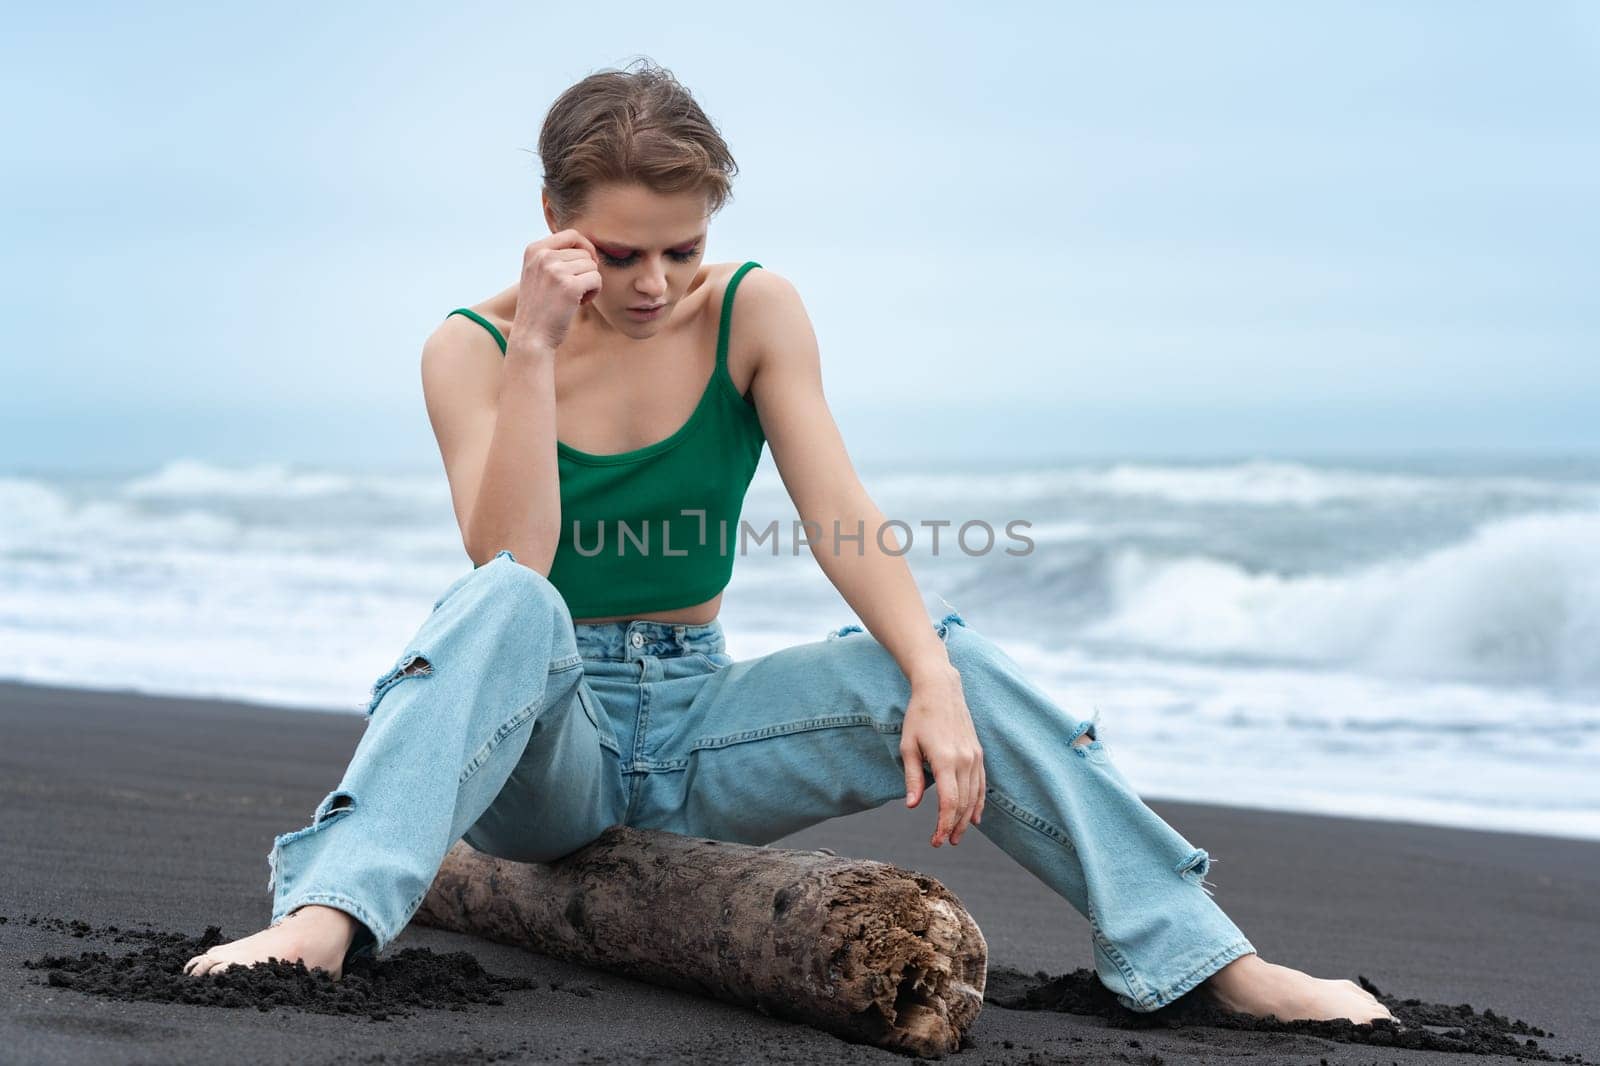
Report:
742,270,986,848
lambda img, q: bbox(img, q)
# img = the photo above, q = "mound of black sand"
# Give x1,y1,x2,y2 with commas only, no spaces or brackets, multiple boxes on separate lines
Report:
22,921,535,1021
986,965,1591,1063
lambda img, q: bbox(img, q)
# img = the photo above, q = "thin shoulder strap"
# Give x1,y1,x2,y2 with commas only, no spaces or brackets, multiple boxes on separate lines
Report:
445,308,508,355
716,261,762,369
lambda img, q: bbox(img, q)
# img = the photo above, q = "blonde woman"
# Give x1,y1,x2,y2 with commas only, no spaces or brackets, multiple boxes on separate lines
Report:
187,59,1391,1027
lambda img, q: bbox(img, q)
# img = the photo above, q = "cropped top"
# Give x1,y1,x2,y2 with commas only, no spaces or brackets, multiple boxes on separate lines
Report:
444,260,768,617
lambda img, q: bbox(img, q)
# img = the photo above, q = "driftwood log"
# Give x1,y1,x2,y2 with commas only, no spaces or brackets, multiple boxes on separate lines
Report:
412,825,987,1056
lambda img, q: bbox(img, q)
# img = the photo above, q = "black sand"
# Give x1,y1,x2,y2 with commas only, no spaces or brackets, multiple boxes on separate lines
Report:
3,679,1596,1065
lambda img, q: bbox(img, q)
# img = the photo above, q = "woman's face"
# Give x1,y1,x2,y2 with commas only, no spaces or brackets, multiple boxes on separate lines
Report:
552,182,709,339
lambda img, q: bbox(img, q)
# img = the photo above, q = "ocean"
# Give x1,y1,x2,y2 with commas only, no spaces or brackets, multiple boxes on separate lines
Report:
3,453,1597,841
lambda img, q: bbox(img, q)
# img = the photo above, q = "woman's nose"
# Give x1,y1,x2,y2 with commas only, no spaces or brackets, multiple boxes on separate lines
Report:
635,260,668,297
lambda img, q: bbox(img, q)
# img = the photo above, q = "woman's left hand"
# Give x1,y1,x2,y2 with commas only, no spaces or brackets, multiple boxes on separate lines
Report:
900,663,987,847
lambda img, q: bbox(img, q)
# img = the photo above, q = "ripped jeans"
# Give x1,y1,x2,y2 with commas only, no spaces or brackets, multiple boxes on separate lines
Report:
267,549,1255,1012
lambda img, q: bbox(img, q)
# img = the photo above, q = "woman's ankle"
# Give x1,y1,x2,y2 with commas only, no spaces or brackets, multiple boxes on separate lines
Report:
1199,951,1264,1007
283,904,361,956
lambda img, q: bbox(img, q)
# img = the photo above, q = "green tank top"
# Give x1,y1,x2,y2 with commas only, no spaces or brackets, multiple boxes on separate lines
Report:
445,261,768,617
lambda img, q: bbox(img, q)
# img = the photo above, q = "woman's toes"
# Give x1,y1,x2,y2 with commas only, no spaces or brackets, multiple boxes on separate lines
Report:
184,950,238,978
1352,990,1393,1021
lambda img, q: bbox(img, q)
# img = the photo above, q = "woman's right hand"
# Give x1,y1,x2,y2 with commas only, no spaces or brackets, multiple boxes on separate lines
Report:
510,229,603,354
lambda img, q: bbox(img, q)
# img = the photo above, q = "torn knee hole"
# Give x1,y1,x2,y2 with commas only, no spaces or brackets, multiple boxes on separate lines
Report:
1176,847,1219,895
313,790,357,827
400,655,432,677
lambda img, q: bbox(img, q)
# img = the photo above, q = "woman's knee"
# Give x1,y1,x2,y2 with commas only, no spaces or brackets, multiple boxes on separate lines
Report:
482,549,567,603
940,620,1099,748
448,549,575,632
939,618,1013,688
367,553,579,728
936,620,1015,726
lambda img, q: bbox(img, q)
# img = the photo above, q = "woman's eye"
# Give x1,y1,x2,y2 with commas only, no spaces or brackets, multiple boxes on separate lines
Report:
599,247,700,268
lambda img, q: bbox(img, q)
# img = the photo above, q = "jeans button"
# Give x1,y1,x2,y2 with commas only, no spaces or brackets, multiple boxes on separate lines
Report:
630,632,645,648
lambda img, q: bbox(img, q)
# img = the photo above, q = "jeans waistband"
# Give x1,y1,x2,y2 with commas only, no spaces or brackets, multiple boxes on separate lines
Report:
572,617,727,661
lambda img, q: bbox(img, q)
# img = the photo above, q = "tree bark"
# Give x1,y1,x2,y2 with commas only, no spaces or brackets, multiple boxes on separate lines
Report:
412,825,987,1057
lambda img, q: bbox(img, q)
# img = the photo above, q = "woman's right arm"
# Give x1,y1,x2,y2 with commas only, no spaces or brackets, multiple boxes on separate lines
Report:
420,234,602,575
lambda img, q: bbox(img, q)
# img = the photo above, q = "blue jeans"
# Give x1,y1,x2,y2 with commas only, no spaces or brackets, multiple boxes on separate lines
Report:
267,549,1255,1012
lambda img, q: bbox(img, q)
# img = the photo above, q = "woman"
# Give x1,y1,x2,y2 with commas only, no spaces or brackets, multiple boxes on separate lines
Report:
186,60,1391,1026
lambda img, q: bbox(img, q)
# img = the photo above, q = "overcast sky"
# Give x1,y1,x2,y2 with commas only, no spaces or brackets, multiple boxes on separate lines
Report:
3,1,1596,473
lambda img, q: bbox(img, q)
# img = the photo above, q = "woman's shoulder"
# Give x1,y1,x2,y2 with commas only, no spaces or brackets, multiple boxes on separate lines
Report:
707,257,787,294
704,259,801,333
432,282,519,356
699,259,766,297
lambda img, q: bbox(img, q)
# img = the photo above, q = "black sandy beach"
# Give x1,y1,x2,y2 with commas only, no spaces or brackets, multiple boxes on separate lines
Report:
2,679,1596,1065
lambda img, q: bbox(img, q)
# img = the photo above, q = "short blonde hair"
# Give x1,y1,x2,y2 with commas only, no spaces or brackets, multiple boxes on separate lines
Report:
538,57,738,226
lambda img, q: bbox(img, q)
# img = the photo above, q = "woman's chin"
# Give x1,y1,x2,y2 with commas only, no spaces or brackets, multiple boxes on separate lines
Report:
613,312,668,336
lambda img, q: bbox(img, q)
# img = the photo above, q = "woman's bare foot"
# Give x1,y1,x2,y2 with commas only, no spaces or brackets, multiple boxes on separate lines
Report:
183,905,360,979
1199,952,1395,1024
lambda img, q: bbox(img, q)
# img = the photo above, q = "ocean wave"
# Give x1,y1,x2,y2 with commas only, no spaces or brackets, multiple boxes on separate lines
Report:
3,452,1596,841
0,477,241,551
1078,511,1600,688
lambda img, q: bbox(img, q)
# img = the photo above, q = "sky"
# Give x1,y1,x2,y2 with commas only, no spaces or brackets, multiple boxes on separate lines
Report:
2,1,1597,473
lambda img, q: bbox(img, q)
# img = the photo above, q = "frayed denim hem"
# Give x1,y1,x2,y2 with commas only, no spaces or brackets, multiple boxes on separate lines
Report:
1117,938,1257,1013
